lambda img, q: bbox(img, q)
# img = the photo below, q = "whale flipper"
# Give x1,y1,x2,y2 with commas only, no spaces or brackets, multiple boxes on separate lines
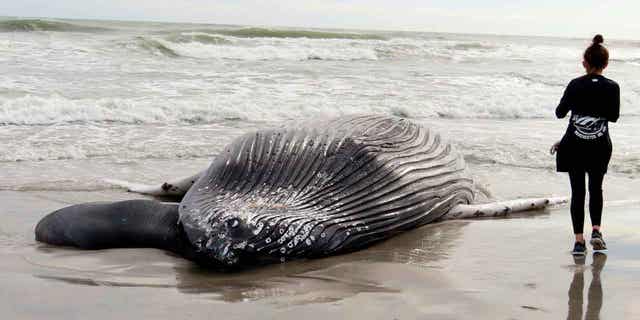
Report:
105,171,204,199
443,197,568,220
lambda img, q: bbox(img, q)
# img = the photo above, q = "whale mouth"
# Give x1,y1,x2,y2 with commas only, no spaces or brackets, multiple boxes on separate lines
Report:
181,213,258,267
206,242,242,266
186,232,244,267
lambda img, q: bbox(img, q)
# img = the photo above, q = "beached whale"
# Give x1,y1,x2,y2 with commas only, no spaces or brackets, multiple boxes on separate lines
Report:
35,115,564,269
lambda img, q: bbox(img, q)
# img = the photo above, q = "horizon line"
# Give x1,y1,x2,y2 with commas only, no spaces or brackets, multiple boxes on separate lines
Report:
3,14,634,42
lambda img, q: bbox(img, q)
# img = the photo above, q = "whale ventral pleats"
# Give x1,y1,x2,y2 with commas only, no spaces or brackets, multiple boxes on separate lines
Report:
179,115,475,266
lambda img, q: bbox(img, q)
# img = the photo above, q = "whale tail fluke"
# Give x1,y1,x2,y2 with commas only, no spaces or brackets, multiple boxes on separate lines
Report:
443,197,568,220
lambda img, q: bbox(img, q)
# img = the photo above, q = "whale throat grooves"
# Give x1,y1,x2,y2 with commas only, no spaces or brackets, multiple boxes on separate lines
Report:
179,115,475,265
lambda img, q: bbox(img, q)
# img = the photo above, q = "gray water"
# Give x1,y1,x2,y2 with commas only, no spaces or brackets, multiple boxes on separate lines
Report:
1,17,639,191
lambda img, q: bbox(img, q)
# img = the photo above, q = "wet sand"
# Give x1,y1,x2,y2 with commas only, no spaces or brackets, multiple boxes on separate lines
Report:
1,188,639,319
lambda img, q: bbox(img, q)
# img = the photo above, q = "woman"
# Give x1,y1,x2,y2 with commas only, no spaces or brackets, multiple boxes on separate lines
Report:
551,34,620,256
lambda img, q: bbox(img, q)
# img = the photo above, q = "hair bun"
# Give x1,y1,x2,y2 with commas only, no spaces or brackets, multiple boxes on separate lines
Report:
593,34,604,45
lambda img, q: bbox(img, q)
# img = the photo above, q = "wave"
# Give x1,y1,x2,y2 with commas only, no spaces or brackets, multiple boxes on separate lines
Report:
448,42,496,51
194,27,385,40
0,181,121,192
164,32,231,45
0,19,109,33
0,94,392,126
463,153,550,170
115,32,590,63
372,39,550,62
0,90,596,128
122,36,378,61
0,95,241,125
127,36,181,57
464,152,640,177
611,58,640,66
505,72,566,88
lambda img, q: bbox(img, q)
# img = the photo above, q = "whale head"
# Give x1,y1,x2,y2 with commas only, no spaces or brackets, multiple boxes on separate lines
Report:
180,207,259,267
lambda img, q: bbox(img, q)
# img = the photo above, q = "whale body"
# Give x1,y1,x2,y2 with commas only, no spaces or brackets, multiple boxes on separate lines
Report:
37,115,480,268
179,115,474,266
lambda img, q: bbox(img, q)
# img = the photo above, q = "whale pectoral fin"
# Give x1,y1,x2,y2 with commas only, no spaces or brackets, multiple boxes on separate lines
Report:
105,171,203,199
443,197,568,220
104,179,162,194
35,200,182,252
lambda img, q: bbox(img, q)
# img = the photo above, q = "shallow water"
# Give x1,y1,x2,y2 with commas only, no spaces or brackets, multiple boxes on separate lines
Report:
1,18,640,177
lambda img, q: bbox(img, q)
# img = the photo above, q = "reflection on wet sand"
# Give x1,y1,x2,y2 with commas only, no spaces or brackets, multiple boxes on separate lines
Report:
567,253,607,320
33,220,468,304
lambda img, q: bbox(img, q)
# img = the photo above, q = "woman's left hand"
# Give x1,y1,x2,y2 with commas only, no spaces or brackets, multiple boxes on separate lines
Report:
549,141,560,155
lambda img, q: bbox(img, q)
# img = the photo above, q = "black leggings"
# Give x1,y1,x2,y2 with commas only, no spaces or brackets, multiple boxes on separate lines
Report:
568,170,605,234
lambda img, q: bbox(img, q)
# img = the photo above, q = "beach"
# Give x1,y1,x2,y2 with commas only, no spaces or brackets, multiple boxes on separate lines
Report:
1,18,639,319
2,185,639,319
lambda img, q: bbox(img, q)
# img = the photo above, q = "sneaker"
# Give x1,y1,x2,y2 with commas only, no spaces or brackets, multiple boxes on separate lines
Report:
572,241,587,256
590,230,608,252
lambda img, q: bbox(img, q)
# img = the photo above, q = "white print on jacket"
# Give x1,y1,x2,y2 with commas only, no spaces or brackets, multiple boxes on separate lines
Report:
571,114,607,140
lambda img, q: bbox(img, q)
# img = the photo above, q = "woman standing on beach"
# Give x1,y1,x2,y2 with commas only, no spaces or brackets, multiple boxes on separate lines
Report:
551,34,620,256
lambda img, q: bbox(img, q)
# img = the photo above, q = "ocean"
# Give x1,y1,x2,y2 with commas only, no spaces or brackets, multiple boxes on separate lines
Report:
1,17,639,197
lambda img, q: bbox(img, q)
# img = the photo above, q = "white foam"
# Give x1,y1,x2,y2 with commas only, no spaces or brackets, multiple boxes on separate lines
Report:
2,28,640,179
157,37,379,61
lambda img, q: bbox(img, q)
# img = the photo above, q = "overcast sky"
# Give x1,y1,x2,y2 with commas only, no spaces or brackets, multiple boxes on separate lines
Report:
2,0,639,39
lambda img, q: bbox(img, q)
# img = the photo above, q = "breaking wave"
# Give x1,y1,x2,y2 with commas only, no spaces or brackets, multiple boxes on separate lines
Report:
0,86,619,127
165,32,231,45
0,19,109,33
505,72,566,88
128,36,181,57
0,94,402,125
122,35,379,60
448,42,496,51
108,29,617,63
611,58,640,66
0,95,245,125
194,27,386,40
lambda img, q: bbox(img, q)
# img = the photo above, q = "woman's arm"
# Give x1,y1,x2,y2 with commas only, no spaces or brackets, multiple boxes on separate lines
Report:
555,80,574,118
608,83,620,122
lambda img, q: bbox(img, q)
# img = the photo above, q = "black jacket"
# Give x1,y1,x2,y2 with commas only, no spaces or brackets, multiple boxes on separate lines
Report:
555,74,620,173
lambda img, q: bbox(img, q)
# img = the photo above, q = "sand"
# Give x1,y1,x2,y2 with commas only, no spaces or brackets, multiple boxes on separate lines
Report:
1,187,639,320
